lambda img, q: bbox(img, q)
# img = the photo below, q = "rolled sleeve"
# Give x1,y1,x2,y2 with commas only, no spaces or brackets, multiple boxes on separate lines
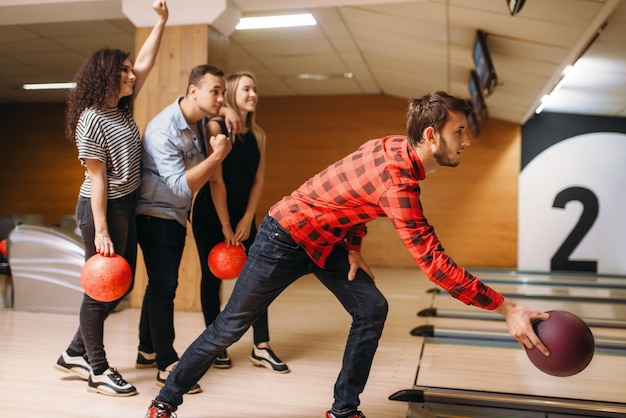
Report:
345,223,367,251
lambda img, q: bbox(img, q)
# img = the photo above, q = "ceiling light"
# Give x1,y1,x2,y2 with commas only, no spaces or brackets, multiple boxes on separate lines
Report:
534,65,575,114
535,95,551,115
296,72,354,81
236,13,316,30
297,73,329,81
533,20,607,116
23,82,76,90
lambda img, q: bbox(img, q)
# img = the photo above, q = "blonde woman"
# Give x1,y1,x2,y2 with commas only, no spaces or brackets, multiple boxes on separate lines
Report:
191,71,289,373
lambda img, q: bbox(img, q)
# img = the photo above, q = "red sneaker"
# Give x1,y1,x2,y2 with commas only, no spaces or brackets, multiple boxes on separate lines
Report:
145,400,177,418
325,410,366,418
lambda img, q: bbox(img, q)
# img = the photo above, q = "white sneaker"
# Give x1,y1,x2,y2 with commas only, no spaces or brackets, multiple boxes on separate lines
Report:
157,361,202,394
54,350,90,380
88,367,137,397
250,346,290,373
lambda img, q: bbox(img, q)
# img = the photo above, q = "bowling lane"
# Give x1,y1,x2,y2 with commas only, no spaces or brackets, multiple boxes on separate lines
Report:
428,283,626,304
395,270,626,416
424,279,626,341
424,302,626,343
414,336,625,404
474,269,626,290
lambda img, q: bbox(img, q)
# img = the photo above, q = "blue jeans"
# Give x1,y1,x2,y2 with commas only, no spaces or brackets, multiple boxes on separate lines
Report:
157,215,388,413
68,192,137,372
137,215,187,369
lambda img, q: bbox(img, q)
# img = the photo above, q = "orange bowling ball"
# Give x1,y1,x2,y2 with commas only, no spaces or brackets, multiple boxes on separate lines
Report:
208,242,247,280
80,253,132,302
0,239,7,258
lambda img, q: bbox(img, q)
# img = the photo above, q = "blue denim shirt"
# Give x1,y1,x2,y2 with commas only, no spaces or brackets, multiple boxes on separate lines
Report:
136,97,206,226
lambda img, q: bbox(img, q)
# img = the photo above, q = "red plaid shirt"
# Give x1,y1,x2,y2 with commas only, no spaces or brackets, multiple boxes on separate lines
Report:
270,135,503,310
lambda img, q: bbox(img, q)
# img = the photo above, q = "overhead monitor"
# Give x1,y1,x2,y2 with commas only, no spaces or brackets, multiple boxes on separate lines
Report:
466,104,481,138
473,30,498,96
506,0,527,16
469,70,489,121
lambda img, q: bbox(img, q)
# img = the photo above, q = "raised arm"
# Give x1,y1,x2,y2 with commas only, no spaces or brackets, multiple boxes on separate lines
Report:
132,0,169,99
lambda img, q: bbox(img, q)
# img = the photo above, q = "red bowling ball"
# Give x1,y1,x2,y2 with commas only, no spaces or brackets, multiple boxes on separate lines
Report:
0,239,7,258
208,242,247,280
80,253,132,302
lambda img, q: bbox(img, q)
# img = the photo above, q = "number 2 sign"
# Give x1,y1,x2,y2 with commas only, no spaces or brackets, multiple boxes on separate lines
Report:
518,132,626,275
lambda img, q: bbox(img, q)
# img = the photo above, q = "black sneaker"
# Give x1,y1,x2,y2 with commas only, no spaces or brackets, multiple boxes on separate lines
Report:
250,346,290,373
87,367,137,397
145,400,177,418
156,361,202,394
54,350,90,380
214,350,232,369
136,350,156,369
325,410,366,418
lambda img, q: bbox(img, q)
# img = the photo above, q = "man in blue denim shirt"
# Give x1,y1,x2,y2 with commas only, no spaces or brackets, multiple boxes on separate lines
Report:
135,64,235,393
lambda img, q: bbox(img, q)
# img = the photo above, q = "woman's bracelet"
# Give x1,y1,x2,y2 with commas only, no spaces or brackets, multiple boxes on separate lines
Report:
95,234,110,238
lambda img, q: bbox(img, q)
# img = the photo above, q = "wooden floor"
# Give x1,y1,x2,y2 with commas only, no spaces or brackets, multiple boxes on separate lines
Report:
3,267,626,417
0,268,430,418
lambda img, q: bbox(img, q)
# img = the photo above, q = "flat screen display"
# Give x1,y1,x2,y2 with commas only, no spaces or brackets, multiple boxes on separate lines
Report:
469,70,488,120
467,105,481,138
473,30,498,96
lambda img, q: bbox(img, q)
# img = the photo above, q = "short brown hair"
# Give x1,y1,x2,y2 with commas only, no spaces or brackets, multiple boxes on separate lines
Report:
187,64,224,92
406,91,471,146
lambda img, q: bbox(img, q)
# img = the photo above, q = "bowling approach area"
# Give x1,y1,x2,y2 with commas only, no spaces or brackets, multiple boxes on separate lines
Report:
1,267,625,417
393,269,626,417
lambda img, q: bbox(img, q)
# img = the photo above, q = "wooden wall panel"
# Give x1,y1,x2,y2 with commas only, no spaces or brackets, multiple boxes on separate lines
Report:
132,24,212,134
361,117,520,270
129,24,219,310
256,96,520,271
256,95,409,215
208,26,229,72
421,117,520,269
0,103,83,224
0,93,520,312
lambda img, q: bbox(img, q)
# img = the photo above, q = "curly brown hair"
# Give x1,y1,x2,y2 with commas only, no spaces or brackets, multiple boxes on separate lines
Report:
65,48,132,142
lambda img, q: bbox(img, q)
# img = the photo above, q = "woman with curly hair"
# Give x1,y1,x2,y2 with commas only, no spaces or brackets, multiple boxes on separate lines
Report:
54,0,168,397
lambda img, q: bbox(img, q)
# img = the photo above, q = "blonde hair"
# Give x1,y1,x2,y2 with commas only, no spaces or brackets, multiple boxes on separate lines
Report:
224,71,265,148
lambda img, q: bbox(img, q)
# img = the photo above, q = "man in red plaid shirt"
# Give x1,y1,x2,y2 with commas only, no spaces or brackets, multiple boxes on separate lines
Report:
146,91,550,418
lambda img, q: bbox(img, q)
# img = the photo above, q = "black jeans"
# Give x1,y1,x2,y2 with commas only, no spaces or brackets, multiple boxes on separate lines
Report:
191,184,269,344
68,192,137,372
137,215,186,370
157,215,388,412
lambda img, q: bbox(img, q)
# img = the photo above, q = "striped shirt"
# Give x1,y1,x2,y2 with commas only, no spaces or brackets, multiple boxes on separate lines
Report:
270,135,503,310
76,107,141,199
